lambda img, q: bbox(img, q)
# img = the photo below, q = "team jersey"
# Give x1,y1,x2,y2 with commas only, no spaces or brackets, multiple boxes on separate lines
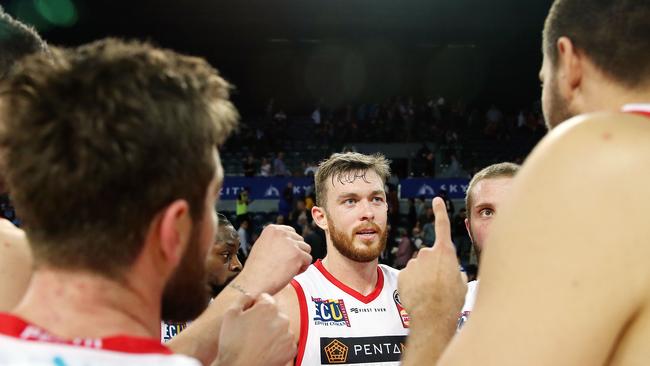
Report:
622,103,650,118
0,313,200,365
292,260,409,366
456,280,479,331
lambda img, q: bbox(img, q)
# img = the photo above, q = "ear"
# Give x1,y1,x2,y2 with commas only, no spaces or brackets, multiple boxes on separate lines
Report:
464,218,473,243
556,37,583,93
311,205,329,231
158,199,192,267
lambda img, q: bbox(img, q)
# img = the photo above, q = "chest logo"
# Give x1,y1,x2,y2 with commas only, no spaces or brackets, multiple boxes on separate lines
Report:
323,339,349,364
312,297,351,327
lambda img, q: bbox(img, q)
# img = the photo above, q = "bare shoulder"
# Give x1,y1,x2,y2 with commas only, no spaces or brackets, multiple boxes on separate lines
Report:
0,219,32,311
440,112,650,365
274,282,302,345
526,111,650,175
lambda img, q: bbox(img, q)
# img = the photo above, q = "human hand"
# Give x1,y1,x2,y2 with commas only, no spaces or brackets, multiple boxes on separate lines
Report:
398,197,466,319
213,293,296,366
234,224,311,296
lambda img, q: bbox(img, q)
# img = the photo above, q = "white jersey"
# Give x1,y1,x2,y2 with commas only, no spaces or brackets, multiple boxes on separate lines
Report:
457,280,479,331
0,313,200,366
292,260,409,366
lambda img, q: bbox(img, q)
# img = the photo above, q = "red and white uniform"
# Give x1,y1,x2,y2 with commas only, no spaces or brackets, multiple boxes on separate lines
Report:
291,260,409,366
0,313,199,365
457,279,479,331
622,103,650,118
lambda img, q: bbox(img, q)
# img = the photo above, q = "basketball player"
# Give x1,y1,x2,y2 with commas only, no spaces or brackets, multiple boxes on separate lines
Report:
161,214,243,342
0,6,47,312
399,0,650,364
275,152,410,365
0,39,310,365
457,162,519,330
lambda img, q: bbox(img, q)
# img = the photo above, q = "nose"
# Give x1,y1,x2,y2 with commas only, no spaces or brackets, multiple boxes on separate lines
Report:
230,256,243,273
360,199,375,222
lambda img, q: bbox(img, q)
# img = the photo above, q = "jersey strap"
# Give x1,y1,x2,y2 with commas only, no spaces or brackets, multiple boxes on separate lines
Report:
0,312,172,354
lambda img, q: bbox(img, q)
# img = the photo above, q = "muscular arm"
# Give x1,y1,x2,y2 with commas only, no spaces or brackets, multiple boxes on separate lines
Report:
435,115,650,365
169,225,311,365
274,283,301,365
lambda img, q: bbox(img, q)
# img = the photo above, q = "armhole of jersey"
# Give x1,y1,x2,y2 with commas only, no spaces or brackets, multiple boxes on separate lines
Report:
290,279,308,366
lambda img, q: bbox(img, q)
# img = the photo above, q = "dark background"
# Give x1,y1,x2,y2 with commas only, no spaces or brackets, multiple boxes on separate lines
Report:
1,0,553,114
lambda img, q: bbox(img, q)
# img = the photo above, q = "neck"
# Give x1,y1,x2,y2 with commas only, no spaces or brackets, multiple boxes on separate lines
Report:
581,77,650,114
322,248,379,296
13,267,160,339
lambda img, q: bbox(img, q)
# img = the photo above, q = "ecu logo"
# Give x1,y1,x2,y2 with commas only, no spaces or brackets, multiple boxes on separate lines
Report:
324,339,349,363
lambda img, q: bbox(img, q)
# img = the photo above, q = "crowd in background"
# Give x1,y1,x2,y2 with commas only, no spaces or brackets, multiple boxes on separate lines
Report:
221,96,545,179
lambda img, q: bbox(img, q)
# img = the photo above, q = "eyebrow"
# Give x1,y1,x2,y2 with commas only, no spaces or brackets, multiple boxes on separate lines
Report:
473,202,495,210
337,190,385,199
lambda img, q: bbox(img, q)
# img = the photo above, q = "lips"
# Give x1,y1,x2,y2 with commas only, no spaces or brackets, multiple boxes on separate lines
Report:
354,225,380,241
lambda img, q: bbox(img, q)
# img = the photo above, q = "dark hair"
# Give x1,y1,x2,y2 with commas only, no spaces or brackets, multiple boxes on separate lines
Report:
0,6,48,79
543,0,650,88
0,39,239,277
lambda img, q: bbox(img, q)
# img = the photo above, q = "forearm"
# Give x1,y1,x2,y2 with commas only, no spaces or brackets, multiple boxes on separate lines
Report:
168,286,245,365
401,310,457,366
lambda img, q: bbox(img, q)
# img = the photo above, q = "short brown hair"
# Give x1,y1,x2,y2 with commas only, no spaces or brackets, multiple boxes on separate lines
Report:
543,0,650,88
0,6,48,79
465,162,520,217
0,39,238,276
314,152,391,207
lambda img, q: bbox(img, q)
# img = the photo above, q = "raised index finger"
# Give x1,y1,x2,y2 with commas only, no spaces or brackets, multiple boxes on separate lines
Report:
431,196,452,246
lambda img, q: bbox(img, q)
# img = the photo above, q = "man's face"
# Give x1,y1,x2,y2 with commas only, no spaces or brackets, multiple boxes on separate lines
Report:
161,150,222,322
205,224,242,298
323,170,388,262
465,176,514,260
540,54,575,129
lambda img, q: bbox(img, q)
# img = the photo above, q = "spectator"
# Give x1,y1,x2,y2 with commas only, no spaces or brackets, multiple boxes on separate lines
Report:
302,221,326,263
394,228,415,269
259,157,272,176
236,189,251,226
237,219,251,259
422,211,436,247
242,154,256,177
273,152,289,176
303,161,318,176
278,182,294,220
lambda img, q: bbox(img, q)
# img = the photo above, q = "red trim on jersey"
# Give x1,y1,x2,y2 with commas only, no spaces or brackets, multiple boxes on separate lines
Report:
313,259,384,304
290,279,309,366
630,110,650,118
0,313,172,354
622,104,650,118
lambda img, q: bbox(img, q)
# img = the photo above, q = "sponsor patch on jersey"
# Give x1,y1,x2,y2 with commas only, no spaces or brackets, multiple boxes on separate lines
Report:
349,307,387,314
392,290,410,328
320,336,407,364
161,322,188,342
312,297,351,327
